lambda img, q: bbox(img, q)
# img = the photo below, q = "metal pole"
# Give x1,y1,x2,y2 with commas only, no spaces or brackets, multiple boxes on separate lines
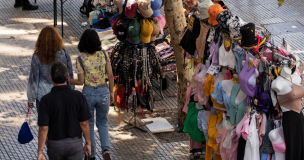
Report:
54,0,57,26
61,0,63,37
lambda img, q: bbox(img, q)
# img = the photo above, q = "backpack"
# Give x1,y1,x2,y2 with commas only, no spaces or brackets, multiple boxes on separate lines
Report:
80,0,94,17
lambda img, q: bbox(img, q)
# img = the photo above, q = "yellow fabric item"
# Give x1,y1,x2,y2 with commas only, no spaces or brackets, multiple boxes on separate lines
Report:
205,115,222,160
224,40,231,48
113,85,120,108
76,51,108,87
140,19,153,43
216,110,224,124
187,58,196,88
203,74,226,109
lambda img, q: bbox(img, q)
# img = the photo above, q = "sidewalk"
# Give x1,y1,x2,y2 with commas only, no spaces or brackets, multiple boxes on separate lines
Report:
0,0,304,159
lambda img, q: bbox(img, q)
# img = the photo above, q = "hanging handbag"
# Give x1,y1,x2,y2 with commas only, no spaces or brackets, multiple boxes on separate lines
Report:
18,108,34,144
137,93,148,109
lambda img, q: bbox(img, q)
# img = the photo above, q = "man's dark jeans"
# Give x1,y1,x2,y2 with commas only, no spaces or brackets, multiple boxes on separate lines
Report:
47,138,83,160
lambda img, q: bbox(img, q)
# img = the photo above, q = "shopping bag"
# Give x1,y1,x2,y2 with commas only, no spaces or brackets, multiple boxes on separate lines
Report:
18,108,33,144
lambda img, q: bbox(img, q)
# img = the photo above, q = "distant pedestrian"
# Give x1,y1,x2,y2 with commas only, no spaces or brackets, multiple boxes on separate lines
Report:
69,29,114,160
14,0,38,10
27,26,74,111
37,62,92,160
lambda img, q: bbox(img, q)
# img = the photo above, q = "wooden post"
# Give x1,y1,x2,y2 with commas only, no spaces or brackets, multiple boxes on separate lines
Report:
164,0,187,130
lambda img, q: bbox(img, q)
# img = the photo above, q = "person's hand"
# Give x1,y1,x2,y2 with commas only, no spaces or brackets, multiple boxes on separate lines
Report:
83,143,91,157
28,102,34,108
110,93,114,104
37,152,45,160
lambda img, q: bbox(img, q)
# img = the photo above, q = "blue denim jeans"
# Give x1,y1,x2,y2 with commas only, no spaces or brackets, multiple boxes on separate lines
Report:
82,85,110,157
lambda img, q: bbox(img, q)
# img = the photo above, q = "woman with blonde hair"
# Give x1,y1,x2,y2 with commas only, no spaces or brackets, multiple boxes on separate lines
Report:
27,26,74,110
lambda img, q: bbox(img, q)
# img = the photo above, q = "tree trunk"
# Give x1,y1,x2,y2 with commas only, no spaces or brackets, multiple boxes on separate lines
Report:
164,0,187,131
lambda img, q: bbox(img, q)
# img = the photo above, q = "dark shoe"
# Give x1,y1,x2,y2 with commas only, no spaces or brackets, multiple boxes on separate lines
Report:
102,149,111,160
90,157,96,160
22,3,38,10
14,0,23,7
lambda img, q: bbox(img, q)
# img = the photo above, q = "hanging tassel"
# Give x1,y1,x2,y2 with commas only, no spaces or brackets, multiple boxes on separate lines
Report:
254,36,263,53
118,108,121,124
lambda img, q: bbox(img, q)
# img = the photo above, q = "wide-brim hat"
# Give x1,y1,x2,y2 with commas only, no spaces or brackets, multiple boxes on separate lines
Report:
240,23,266,47
227,15,247,39
197,0,214,20
216,10,232,34
208,4,226,26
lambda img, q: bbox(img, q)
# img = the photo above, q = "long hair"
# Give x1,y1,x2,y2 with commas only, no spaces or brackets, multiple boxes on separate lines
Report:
34,26,64,64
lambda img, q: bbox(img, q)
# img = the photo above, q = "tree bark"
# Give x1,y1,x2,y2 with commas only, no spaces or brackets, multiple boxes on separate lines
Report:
164,0,187,131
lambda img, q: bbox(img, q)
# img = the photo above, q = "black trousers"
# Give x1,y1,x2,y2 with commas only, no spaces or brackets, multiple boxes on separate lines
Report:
47,138,83,160
282,111,304,160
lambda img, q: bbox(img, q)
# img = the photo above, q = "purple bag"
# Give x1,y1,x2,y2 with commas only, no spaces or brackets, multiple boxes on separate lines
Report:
255,75,272,112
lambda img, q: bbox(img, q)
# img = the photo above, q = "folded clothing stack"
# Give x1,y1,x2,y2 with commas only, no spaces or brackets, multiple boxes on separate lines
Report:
155,39,176,71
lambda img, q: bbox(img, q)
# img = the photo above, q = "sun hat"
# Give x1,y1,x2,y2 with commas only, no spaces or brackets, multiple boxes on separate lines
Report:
125,0,138,18
216,10,232,34
151,0,162,17
114,0,124,14
138,0,153,18
150,18,160,41
197,0,214,20
208,4,226,26
240,23,261,47
140,19,153,43
111,14,123,35
128,19,141,43
153,14,166,35
116,18,131,41
227,15,247,39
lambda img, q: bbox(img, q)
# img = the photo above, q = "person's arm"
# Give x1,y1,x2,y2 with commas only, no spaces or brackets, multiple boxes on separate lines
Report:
70,74,85,85
106,60,114,104
70,57,85,85
27,54,39,106
37,126,48,160
80,120,91,156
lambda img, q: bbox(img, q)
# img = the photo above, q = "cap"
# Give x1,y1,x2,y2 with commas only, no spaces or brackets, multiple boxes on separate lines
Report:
111,14,123,35
140,19,153,43
114,0,124,14
128,19,141,43
151,0,162,17
110,12,121,24
116,18,131,41
153,14,166,35
151,19,160,41
208,4,225,26
138,0,153,18
197,0,213,20
125,0,138,18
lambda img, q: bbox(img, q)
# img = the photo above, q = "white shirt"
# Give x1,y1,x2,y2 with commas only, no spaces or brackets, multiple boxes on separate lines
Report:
244,113,260,160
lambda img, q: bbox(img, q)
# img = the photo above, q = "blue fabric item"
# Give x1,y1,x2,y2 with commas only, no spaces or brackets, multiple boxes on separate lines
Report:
18,122,34,144
110,12,121,24
261,153,268,160
211,81,231,115
27,49,74,103
197,110,208,140
233,44,244,74
91,27,112,32
83,85,110,156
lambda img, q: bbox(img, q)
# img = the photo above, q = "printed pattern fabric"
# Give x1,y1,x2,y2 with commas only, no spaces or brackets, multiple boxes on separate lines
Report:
216,10,232,34
27,49,74,103
76,51,108,87
198,110,208,140
227,16,247,38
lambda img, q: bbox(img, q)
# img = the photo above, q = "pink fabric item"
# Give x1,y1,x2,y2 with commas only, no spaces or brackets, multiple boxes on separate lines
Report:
253,58,259,68
155,42,170,52
236,113,249,137
258,113,266,147
190,138,204,150
183,84,193,114
272,128,286,153
216,128,231,160
264,48,272,62
224,69,233,80
277,47,290,56
153,14,166,35
241,117,250,140
192,63,209,107
267,154,271,160
296,69,301,77
229,130,239,160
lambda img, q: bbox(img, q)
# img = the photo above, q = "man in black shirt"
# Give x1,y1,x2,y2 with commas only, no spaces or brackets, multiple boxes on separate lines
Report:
37,62,92,160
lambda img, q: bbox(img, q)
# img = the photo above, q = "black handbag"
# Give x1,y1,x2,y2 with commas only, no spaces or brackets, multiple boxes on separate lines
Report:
137,93,148,109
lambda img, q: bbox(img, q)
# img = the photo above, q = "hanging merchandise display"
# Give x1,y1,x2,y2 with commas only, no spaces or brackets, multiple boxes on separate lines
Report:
181,0,304,159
